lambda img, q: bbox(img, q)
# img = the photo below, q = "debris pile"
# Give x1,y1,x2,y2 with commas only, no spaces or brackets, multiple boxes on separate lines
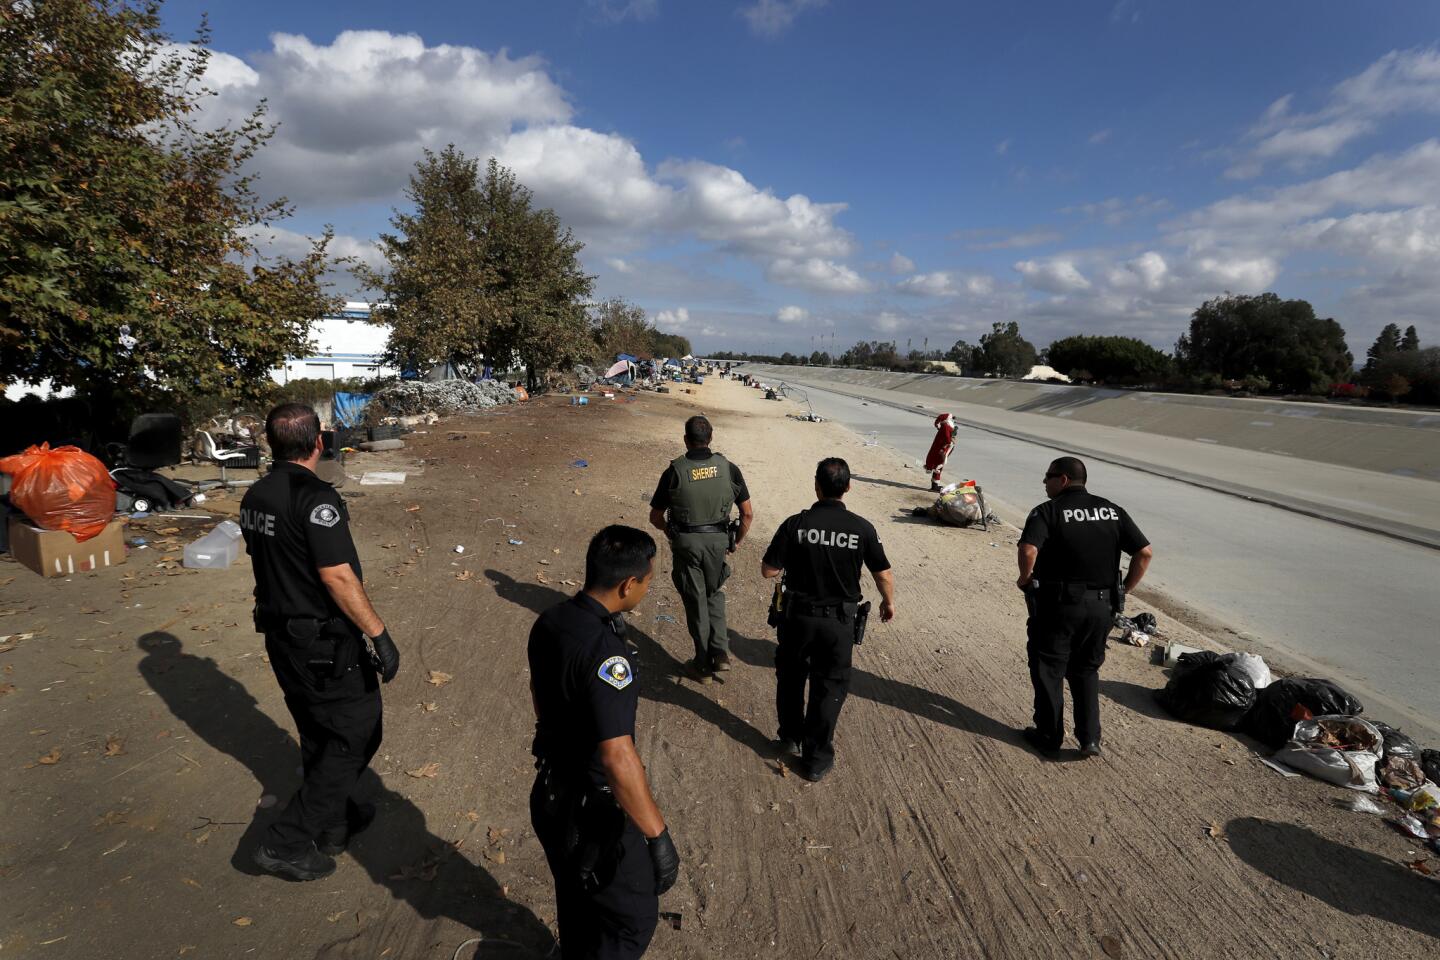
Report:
369,379,522,418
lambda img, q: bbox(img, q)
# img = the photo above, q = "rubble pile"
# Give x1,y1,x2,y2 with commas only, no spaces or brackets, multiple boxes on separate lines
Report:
370,379,522,418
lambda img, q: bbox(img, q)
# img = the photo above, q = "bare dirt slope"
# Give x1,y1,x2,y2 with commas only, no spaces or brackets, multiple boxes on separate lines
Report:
1,379,1435,960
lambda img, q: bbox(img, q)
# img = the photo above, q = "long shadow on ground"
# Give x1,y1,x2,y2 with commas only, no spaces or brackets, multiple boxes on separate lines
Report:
727,630,1014,746
485,571,773,760
137,632,553,958
1226,817,1440,941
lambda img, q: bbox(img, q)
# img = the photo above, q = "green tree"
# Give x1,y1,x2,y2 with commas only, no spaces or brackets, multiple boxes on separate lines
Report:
1401,325,1421,352
1176,293,1352,394
364,151,593,390
651,331,692,359
808,350,831,366
1364,323,1403,372
977,322,1038,377
0,0,338,425
1046,335,1172,384
591,298,653,360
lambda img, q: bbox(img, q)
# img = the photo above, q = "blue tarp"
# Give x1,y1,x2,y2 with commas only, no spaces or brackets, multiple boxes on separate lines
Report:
333,392,373,428
616,353,640,362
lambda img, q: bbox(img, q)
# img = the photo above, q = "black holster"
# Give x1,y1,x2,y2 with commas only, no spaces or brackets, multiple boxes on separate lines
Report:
262,607,359,680
767,577,787,629
727,517,741,551
853,601,872,646
548,768,624,892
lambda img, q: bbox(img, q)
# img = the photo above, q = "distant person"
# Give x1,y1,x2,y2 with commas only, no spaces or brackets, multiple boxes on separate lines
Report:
239,403,400,881
529,525,679,960
761,458,895,781
924,413,957,491
648,415,754,681
1016,456,1152,759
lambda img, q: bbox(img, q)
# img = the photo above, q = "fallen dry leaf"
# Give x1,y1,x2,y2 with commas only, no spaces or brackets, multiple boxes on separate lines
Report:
426,670,452,687
103,735,126,758
455,570,474,582
406,762,441,779
181,878,201,888
36,747,62,766
536,572,550,584
1100,934,1122,958
405,505,421,512
326,910,345,923
232,917,253,927
0,683,14,696
560,579,579,587
466,811,481,822
1406,859,1434,876
420,701,438,713
485,849,507,864
158,527,181,535
1204,822,1226,840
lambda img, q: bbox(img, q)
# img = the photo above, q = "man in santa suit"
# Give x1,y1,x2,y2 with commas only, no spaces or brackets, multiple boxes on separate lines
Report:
924,413,957,491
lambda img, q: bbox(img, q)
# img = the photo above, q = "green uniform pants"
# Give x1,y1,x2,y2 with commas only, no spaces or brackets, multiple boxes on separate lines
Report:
670,531,730,664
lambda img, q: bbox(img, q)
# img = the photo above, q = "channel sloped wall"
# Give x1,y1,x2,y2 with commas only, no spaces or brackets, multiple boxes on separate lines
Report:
745,366,1440,481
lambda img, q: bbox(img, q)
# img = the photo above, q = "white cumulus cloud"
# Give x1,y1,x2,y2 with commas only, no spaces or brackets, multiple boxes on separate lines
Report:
777,305,810,324
1014,258,1092,293
766,258,873,294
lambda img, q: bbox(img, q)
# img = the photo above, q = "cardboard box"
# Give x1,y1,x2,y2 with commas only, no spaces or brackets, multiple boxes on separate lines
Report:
7,518,127,578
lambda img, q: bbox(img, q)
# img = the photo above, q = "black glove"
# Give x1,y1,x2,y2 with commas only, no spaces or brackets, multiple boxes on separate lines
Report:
369,628,400,683
647,828,680,895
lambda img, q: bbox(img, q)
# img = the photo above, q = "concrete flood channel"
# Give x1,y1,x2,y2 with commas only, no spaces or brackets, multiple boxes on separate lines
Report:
743,364,1440,742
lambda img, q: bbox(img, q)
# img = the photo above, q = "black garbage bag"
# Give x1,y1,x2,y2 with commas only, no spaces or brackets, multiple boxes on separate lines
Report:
1133,612,1158,635
1372,722,1420,761
1422,749,1440,785
1155,654,1257,730
1244,678,1364,750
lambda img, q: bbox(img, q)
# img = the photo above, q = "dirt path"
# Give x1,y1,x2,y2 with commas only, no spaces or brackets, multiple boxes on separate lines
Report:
1,379,1436,959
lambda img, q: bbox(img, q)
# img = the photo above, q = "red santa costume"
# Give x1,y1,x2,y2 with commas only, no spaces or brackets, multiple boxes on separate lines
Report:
924,413,957,490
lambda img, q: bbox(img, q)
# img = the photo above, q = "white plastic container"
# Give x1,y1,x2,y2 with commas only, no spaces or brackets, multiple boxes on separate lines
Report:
183,520,243,569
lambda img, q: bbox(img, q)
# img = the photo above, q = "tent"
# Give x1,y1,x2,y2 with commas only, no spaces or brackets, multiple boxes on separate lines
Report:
603,360,630,379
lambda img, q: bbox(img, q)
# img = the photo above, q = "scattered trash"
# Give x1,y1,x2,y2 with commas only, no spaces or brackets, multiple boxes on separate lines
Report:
370,378,522,417
453,545,465,554
182,520,242,569
426,671,453,687
1340,795,1386,815
357,438,406,452
1273,716,1382,792
1245,678,1364,749
1255,753,1301,778
406,762,441,779
655,614,678,623
1154,652,1256,730
507,538,524,546
1228,652,1273,690
1423,749,1440,785
571,396,590,406
1161,641,1202,668
1389,814,1430,841
660,912,683,931
360,472,408,485
571,459,589,468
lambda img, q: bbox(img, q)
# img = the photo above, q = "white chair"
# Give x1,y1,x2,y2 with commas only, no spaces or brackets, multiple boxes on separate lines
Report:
195,430,257,488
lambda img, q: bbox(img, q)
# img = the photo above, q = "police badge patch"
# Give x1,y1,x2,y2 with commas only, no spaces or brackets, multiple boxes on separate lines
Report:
597,655,633,690
309,503,341,528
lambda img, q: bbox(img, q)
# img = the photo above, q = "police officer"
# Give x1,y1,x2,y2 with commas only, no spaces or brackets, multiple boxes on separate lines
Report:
648,415,754,681
760,458,895,782
1016,456,1152,759
529,525,680,960
239,403,400,881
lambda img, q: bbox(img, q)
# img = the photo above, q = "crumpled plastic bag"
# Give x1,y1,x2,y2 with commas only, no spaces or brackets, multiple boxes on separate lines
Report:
0,443,116,541
1273,716,1383,793
1244,678,1364,749
1154,652,1256,730
1229,652,1272,690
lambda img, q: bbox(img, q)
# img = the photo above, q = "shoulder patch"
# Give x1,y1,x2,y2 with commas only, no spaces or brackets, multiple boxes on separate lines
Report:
597,655,634,690
309,503,341,528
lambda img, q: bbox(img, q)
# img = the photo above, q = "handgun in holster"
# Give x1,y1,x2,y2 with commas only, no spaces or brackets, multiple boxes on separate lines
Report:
567,787,624,893
284,615,359,679
767,575,787,628
853,601,872,646
726,516,741,552
1023,580,1040,620
1110,583,1126,616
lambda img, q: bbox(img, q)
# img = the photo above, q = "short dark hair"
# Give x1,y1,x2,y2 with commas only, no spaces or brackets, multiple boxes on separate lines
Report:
684,415,712,446
815,457,850,498
266,403,322,462
1050,456,1087,484
584,525,657,590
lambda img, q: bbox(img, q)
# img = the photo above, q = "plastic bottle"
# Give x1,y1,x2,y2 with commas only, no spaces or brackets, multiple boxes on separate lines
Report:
183,520,243,569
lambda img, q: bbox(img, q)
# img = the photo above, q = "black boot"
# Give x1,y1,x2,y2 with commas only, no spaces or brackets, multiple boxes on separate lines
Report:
318,802,377,856
253,842,336,881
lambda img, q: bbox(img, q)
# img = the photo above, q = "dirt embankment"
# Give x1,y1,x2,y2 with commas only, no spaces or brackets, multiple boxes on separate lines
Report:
1,379,1435,959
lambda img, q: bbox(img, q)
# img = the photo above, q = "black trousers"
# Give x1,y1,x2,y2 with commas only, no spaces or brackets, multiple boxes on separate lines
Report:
530,774,658,960
263,630,382,858
1026,594,1111,747
775,613,853,768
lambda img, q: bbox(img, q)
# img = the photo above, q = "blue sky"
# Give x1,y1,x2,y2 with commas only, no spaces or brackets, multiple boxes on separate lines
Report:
163,0,1440,356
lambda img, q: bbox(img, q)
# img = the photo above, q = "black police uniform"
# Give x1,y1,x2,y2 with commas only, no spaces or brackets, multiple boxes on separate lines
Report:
762,500,890,774
650,448,751,668
529,593,658,960
240,462,381,859
1019,485,1149,749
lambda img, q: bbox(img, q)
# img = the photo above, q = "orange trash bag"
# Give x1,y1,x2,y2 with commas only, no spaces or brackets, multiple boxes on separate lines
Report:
0,443,117,542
